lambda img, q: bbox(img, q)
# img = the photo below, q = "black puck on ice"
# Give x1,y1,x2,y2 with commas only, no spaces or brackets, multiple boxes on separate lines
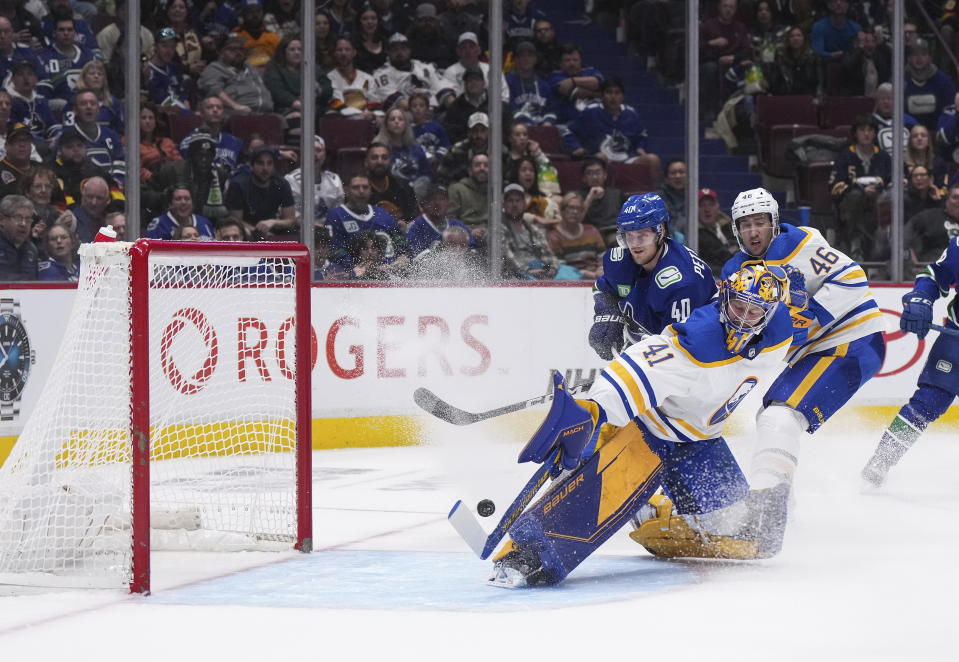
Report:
477,499,496,517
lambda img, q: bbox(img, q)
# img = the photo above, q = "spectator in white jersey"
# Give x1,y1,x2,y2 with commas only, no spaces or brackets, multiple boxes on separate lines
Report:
284,135,344,229
372,32,447,112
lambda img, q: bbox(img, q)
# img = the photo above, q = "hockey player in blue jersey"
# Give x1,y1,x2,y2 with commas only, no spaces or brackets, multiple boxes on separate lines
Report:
485,262,805,587
589,192,717,359
862,237,959,486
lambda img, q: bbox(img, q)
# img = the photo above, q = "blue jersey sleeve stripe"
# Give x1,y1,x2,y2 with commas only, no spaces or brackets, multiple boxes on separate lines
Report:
621,352,658,408
600,370,636,420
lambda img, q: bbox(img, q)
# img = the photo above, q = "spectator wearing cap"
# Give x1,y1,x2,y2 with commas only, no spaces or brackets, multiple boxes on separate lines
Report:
0,195,38,281
829,114,892,261
696,188,736,277
810,0,862,61
327,37,381,120
448,151,491,238
905,38,956,132
0,89,38,164
505,41,555,126
233,0,282,70
0,17,43,89
439,31,508,109
578,157,624,246
547,43,604,125
146,185,217,241
155,0,205,78
352,6,388,73
36,16,97,108
363,141,420,229
407,3,455,70
0,123,33,197
178,96,243,172
437,111,498,185
406,184,474,258
52,126,123,208
372,32,447,112
505,0,546,52
284,135,344,228
197,32,274,117
6,60,56,144
144,27,191,111
147,132,230,224
326,171,410,275
65,89,126,184
444,67,513,144
565,77,661,179
225,144,296,239
499,182,562,280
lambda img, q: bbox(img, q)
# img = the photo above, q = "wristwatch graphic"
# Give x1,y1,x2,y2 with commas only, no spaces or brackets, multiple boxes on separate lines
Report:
0,298,34,421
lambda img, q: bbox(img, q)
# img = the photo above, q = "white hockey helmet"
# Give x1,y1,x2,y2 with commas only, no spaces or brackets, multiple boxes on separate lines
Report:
730,188,780,254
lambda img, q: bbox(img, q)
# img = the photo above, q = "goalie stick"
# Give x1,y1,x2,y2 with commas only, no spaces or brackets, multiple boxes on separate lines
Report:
448,447,562,559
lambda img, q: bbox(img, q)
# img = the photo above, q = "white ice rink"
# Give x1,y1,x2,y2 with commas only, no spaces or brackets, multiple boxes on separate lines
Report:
1,415,957,661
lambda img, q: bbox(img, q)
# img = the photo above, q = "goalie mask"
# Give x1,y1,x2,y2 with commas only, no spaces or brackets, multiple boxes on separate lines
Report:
719,262,787,353
731,188,780,256
615,193,669,257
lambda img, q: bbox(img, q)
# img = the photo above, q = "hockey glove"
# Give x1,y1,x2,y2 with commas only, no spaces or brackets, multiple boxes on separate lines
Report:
783,265,811,328
901,292,934,339
589,292,626,360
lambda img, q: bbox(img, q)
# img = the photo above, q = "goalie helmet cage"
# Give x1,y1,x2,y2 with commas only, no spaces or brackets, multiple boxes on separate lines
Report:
0,240,312,594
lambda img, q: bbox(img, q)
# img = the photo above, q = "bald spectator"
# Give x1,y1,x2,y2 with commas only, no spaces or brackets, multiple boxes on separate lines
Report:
66,176,112,243
197,33,274,116
0,195,38,281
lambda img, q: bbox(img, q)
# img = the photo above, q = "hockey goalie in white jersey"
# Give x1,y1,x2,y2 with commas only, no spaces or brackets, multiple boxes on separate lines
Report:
487,262,808,587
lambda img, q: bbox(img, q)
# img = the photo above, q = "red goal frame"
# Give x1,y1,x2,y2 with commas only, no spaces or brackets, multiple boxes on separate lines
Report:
127,240,312,594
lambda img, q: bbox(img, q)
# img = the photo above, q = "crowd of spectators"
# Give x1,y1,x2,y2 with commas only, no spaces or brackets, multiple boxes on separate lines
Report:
1,1,956,284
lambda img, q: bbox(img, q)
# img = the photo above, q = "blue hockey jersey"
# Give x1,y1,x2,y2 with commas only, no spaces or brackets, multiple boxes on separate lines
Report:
327,203,408,267
145,212,216,241
594,239,718,341
913,234,959,329
36,44,97,100
406,214,474,257
565,102,650,160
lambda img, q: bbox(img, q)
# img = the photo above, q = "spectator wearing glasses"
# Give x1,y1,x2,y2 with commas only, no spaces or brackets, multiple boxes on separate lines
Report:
532,19,562,78
0,195,37,281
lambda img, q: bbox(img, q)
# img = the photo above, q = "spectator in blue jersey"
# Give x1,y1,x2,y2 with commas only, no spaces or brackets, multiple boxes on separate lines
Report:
547,44,603,125
374,107,433,198
144,27,191,111
66,90,126,184
0,17,43,90
36,17,97,111
505,0,545,51
225,144,297,240
564,77,661,181
146,185,217,241
0,123,34,197
41,0,97,54
406,184,474,258
829,114,892,262
810,0,862,61
64,176,111,243
408,91,451,169
0,195,38,281
198,32,275,117
71,60,124,136
578,157,624,247
38,223,79,282
874,82,917,158
178,96,244,172
327,172,411,275
505,41,555,126
905,38,957,133
6,61,55,146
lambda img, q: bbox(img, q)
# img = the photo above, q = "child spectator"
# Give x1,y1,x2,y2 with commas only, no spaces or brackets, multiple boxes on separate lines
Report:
546,192,604,280
38,222,79,282
409,91,451,168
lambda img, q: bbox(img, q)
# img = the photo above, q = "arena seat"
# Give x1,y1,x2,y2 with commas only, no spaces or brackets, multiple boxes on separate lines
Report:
228,113,285,146
820,96,875,129
316,117,377,154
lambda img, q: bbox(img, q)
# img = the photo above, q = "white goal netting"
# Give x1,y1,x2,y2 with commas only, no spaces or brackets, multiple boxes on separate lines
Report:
0,242,309,590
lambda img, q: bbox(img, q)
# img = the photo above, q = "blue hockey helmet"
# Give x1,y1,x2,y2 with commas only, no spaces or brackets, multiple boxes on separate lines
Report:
615,193,669,248
719,261,788,353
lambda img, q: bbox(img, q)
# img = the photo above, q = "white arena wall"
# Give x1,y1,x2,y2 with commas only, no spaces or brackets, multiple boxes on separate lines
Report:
0,281,954,465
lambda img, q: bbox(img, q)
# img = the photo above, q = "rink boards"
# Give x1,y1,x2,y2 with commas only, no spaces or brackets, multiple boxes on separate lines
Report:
0,281,954,466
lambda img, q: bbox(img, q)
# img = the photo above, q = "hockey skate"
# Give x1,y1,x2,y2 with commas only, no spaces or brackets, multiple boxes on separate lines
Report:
488,545,551,588
861,452,893,488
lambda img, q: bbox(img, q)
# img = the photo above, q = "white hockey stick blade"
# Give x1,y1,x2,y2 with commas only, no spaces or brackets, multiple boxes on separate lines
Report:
448,500,488,558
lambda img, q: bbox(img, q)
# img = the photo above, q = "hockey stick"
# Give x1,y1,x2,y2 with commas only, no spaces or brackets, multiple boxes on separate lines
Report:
931,323,959,338
413,380,595,426
447,447,562,559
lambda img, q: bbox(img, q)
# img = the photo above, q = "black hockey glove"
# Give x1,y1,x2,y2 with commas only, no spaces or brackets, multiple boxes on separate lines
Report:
589,293,626,360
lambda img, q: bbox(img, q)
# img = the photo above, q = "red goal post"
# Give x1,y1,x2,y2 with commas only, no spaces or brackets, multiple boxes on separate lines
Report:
0,240,312,594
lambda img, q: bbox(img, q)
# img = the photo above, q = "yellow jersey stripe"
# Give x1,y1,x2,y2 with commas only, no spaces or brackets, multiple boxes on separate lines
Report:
766,228,813,265
671,335,792,368
785,353,837,408
802,310,884,353
608,360,647,416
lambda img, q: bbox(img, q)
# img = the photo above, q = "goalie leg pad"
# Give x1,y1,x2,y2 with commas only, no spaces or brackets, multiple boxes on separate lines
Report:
503,421,663,585
654,433,749,515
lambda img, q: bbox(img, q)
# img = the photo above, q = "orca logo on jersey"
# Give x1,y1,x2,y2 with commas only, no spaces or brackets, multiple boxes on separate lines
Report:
655,266,682,289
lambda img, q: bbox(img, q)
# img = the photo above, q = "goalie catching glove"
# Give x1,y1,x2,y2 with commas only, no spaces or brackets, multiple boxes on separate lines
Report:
589,292,626,360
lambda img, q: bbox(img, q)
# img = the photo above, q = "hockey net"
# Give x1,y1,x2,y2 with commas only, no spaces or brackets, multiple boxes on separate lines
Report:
0,240,312,593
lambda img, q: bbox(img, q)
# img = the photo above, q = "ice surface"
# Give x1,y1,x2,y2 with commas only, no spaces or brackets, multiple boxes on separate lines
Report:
0,423,957,661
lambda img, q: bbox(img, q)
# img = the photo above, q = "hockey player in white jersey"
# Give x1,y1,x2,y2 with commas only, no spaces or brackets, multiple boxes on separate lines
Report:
485,262,807,587
629,188,887,561
372,33,450,110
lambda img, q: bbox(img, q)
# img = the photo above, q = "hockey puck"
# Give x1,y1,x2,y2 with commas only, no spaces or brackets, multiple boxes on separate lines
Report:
477,499,496,517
